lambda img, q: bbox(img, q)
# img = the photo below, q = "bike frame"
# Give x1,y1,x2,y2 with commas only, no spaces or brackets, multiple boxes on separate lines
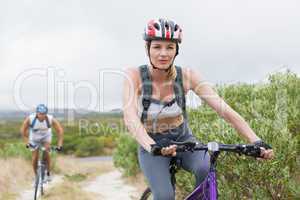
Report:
34,145,48,198
39,146,47,182
139,142,262,200
31,144,53,200
185,151,220,200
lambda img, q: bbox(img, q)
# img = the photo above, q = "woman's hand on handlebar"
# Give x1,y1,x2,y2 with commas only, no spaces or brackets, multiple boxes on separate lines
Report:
254,140,274,160
150,143,177,157
161,145,177,157
260,148,274,160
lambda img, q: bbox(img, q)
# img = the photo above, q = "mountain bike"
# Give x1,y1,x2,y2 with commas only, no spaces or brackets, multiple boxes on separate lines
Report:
28,144,60,200
140,140,264,200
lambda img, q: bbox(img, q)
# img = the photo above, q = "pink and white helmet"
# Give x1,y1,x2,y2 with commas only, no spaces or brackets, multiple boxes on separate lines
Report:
143,18,182,43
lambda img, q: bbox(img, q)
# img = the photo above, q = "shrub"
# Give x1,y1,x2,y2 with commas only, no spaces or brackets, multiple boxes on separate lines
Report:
98,135,117,149
0,142,32,160
74,137,105,157
51,119,120,156
113,133,139,176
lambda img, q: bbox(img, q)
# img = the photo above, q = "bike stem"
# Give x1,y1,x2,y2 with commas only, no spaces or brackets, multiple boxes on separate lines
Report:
210,151,220,170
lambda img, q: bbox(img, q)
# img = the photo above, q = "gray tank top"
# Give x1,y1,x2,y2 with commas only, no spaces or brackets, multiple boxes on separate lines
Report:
139,65,187,124
137,96,182,120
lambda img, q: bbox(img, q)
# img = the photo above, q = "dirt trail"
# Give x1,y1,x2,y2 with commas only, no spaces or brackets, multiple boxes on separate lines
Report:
17,175,64,200
83,170,139,200
16,156,142,200
79,156,140,199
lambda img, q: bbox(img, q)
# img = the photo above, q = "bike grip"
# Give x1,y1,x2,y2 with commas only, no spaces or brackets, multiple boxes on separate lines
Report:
176,145,186,152
252,148,262,158
55,146,63,152
254,140,272,150
150,144,162,156
26,143,36,149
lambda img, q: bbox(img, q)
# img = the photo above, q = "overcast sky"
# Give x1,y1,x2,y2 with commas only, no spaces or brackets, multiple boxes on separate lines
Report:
1,0,300,112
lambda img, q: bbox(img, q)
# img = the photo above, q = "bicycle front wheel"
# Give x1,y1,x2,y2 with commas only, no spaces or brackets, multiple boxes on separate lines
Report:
34,169,41,200
40,165,45,196
140,187,153,200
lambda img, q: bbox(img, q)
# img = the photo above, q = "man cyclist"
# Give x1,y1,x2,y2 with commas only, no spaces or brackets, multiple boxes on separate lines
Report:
20,104,64,182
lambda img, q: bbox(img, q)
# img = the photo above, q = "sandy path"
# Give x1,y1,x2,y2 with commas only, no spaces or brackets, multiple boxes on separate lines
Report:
83,170,140,200
17,175,64,200
77,156,140,199
16,156,142,200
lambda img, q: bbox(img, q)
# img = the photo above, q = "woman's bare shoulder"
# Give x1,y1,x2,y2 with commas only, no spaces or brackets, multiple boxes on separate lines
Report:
123,67,143,95
124,67,141,82
180,66,205,91
181,66,203,79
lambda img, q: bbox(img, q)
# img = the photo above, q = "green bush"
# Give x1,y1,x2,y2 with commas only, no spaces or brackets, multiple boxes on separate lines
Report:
0,121,23,140
113,71,300,199
0,142,58,173
74,137,105,157
0,142,32,160
113,133,139,176
56,134,82,154
51,118,121,156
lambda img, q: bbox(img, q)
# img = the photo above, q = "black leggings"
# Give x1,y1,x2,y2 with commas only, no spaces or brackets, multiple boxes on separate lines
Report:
138,123,210,200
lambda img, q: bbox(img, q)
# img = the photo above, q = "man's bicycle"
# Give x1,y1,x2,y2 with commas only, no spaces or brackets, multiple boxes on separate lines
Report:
140,140,268,200
28,144,61,200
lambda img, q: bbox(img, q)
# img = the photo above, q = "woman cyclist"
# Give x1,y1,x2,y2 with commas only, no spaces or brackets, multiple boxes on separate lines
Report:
122,18,274,200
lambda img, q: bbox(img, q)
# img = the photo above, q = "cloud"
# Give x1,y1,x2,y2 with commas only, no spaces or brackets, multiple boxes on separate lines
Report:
1,0,300,110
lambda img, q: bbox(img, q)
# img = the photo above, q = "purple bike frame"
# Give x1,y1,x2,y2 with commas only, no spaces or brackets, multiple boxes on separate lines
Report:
161,142,259,200
185,169,217,200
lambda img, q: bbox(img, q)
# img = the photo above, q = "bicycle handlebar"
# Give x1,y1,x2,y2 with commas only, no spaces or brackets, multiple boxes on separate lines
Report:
27,144,62,152
170,141,261,158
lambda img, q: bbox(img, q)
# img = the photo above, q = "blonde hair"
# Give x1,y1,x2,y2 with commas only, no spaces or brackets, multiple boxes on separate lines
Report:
167,65,177,81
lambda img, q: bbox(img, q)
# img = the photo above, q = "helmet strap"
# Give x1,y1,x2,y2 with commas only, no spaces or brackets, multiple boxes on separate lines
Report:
151,61,173,72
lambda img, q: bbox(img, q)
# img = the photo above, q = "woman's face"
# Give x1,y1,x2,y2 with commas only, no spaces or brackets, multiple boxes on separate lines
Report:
148,40,177,70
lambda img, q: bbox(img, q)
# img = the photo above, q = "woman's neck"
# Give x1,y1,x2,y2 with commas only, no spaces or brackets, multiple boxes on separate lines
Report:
149,65,169,83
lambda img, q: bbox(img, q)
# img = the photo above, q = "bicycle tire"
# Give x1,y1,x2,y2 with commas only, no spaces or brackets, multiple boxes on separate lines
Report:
40,165,45,196
34,168,41,200
140,187,153,200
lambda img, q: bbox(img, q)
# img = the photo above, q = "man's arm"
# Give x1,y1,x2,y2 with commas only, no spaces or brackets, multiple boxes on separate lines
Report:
52,118,64,147
20,117,30,144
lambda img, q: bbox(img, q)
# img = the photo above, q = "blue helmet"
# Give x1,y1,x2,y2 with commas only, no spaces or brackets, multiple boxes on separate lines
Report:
36,104,48,114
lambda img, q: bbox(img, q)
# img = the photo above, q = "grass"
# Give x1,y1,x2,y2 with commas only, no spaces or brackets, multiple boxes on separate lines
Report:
0,158,32,200
64,173,88,182
0,193,17,200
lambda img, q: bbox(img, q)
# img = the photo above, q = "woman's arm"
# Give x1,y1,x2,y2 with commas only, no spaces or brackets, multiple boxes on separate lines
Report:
123,68,156,152
185,68,261,143
184,68,273,159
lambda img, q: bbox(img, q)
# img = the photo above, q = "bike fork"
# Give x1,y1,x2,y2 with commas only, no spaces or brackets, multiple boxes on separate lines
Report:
208,170,217,200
